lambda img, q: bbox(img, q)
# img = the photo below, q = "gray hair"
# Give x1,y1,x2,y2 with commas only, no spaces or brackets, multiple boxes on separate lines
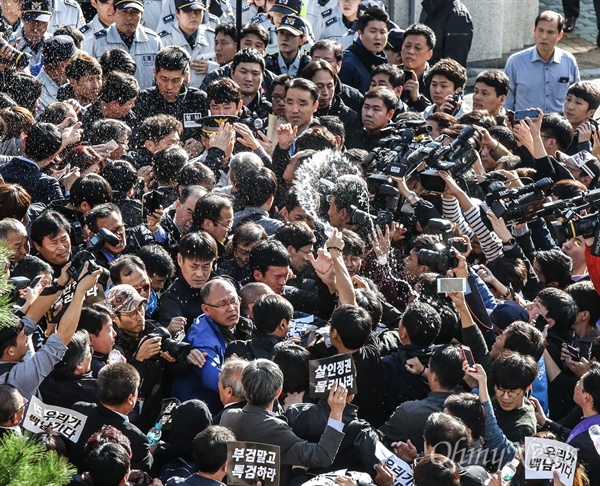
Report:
230,152,263,186
241,359,284,407
220,357,248,399
0,218,26,240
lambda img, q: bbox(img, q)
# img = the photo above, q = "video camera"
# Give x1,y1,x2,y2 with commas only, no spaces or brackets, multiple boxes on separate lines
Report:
485,177,554,225
349,174,399,230
68,228,120,281
417,126,480,193
417,218,468,274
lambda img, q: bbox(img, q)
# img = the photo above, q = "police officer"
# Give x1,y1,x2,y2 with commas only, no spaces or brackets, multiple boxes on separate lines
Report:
155,0,232,33
88,0,163,89
10,0,53,70
48,0,86,34
265,15,311,76
157,0,218,87
265,0,314,55
313,0,356,43
80,0,115,45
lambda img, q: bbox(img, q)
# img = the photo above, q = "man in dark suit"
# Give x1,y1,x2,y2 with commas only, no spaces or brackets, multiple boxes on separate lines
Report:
0,122,65,205
220,359,347,484
170,425,235,485
69,362,153,473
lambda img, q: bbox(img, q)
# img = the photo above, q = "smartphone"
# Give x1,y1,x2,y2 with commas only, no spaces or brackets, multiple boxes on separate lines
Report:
29,275,44,288
534,313,548,332
9,276,30,289
437,277,466,293
514,109,539,121
142,190,164,217
461,345,476,371
403,69,414,81
566,344,581,361
104,139,119,151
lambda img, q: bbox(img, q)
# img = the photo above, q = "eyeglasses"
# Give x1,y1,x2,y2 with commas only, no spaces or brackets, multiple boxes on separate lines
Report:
14,398,29,415
134,283,150,294
272,95,285,103
496,387,524,399
297,247,313,256
212,220,233,231
204,296,241,309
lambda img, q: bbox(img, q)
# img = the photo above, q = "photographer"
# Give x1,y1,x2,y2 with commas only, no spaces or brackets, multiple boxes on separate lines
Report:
0,261,101,400
104,284,180,433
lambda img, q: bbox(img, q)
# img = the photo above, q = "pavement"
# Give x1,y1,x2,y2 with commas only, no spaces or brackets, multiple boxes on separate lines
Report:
537,0,600,77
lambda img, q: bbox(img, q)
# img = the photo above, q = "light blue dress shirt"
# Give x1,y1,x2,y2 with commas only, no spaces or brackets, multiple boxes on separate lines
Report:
504,46,580,113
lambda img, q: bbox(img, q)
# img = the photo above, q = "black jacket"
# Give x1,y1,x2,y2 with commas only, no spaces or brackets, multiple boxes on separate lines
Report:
419,0,473,67
286,400,380,475
133,86,209,142
338,82,364,114
226,332,283,360
158,275,204,327
69,402,153,473
0,157,62,205
112,190,143,227
265,52,312,77
39,371,100,409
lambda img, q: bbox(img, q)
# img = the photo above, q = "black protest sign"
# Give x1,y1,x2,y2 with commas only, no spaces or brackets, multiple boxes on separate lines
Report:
309,352,357,398
227,441,280,486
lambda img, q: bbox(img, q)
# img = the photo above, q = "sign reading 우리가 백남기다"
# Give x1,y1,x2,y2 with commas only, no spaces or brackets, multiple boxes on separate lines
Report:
375,442,414,486
308,352,357,399
227,441,280,486
23,396,88,443
525,437,578,486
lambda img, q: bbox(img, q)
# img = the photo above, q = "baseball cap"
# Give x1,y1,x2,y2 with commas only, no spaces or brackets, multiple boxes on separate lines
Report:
490,301,529,331
270,0,301,15
114,0,144,11
104,284,147,313
174,0,206,12
386,28,404,52
22,0,52,22
557,150,599,179
43,35,77,65
277,15,305,37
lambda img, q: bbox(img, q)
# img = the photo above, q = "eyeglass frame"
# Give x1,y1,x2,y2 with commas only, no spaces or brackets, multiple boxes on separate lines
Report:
203,295,241,309
495,386,524,399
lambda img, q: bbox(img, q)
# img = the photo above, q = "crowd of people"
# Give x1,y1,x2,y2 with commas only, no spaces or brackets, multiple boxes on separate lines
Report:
0,0,598,484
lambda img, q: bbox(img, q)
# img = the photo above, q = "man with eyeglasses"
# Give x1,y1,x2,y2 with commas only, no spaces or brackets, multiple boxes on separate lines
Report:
192,193,234,261
172,277,250,413
0,385,27,439
104,284,178,432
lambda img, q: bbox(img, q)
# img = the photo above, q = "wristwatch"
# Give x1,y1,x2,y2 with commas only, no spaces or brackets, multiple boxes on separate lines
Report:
407,191,417,202
503,237,516,247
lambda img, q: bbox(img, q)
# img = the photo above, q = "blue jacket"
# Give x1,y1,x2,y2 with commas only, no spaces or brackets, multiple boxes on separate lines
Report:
171,314,225,413
338,38,387,93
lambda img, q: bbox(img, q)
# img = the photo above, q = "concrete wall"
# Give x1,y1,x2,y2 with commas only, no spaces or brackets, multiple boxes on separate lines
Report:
383,0,539,63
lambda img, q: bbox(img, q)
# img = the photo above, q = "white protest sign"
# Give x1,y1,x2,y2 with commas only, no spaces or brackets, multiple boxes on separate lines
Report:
23,396,87,443
524,437,577,486
375,442,414,486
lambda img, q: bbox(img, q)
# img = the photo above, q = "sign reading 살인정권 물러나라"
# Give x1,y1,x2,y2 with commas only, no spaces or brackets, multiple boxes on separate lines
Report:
308,352,357,398
227,441,280,486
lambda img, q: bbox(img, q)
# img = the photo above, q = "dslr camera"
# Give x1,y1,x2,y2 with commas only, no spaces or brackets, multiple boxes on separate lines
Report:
68,228,120,280
145,327,191,362
417,218,468,274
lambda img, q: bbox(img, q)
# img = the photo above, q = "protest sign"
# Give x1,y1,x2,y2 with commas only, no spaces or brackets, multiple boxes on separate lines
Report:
525,437,577,486
308,353,357,398
23,396,87,443
227,441,280,486
375,442,414,486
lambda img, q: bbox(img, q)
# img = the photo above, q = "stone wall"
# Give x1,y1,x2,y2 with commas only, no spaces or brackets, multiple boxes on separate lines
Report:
382,0,539,63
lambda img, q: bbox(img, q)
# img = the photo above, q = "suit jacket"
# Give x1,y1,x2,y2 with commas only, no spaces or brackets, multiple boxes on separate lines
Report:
0,157,62,205
220,403,344,484
69,402,153,473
